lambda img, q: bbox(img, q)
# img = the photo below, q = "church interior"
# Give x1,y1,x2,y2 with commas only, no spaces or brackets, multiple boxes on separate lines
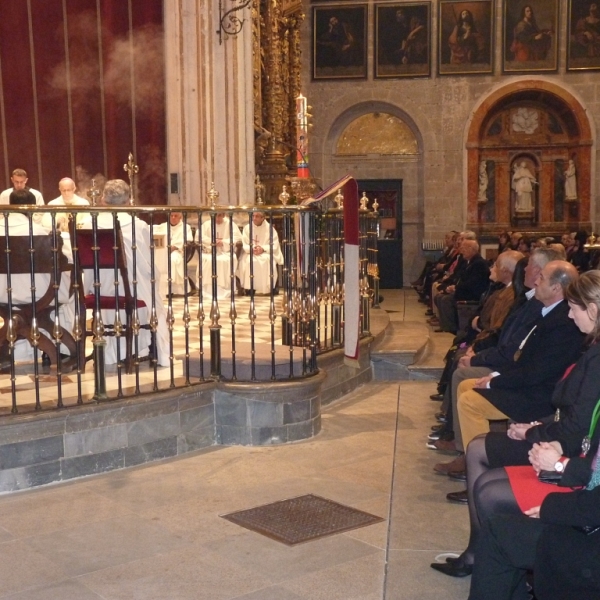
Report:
0,0,598,597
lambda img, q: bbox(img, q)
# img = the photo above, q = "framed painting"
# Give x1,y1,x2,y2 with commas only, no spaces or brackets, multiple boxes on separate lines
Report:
375,3,431,78
438,1,494,75
312,5,367,80
567,0,600,70
503,0,559,73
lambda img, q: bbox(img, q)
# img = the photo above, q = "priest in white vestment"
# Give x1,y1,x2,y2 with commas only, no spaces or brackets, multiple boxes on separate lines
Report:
0,190,74,362
238,212,283,295
41,177,91,232
196,213,242,299
154,212,193,296
0,168,44,205
82,179,170,366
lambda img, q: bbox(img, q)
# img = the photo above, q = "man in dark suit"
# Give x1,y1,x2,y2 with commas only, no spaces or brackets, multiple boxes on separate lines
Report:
436,239,490,334
456,260,585,450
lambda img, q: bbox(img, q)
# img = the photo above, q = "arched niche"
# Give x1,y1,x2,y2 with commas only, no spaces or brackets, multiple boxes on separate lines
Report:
335,112,419,156
466,80,593,234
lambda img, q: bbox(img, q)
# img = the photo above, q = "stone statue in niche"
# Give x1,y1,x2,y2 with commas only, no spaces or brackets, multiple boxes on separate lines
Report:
564,159,577,201
512,161,537,213
477,159,488,203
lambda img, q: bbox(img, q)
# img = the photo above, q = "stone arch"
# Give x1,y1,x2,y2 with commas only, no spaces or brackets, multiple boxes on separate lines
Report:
465,80,594,233
322,101,425,287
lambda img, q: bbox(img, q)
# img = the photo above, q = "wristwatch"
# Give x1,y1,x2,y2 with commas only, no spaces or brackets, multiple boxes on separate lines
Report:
554,457,567,473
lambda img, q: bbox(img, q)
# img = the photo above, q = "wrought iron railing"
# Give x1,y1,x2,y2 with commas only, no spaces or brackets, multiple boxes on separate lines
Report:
0,201,380,414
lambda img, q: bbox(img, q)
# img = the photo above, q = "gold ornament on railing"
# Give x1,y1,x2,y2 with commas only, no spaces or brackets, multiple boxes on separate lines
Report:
87,179,100,207
360,191,369,210
255,175,265,206
207,182,220,208
372,197,379,213
279,185,290,206
123,152,139,206
334,189,344,209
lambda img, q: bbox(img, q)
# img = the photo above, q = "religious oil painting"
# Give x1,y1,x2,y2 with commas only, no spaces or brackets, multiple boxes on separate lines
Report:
312,5,367,80
567,0,600,70
375,3,431,78
503,0,559,73
438,1,494,75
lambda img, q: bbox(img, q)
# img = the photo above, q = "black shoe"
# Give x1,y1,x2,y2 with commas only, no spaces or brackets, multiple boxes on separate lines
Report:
425,309,434,316
41,352,51,367
448,469,467,482
435,412,448,423
431,423,445,432
446,489,468,504
430,559,473,577
428,429,453,441
429,393,444,401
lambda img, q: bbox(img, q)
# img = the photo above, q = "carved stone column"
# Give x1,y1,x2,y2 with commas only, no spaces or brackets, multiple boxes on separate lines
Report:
163,0,255,207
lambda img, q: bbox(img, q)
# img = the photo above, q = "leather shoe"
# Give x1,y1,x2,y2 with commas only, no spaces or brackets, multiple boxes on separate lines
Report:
429,393,444,401
448,469,467,482
435,411,447,423
446,489,469,504
431,423,445,432
433,453,465,475
430,559,472,577
431,439,458,453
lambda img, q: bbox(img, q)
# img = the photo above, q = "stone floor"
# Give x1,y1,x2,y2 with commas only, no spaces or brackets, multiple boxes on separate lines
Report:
0,289,471,599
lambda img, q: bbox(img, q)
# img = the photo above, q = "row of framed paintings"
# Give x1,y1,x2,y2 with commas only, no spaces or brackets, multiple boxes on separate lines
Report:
313,0,600,79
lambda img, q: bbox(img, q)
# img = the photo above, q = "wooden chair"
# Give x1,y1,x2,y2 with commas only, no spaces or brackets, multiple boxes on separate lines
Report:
69,222,149,373
0,234,78,367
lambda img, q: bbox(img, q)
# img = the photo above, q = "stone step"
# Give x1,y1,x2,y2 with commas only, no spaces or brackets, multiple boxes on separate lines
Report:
370,321,429,380
370,319,454,381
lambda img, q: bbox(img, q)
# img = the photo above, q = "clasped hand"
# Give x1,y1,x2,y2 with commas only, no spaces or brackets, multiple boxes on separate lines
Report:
528,441,564,474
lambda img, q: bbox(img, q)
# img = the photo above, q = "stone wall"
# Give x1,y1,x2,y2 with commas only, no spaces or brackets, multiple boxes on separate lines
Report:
301,2,599,284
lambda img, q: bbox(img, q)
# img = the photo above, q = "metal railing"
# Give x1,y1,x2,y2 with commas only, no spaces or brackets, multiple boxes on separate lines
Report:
0,202,380,414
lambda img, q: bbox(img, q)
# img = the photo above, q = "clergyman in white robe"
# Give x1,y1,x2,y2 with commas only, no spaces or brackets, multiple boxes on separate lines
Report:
81,180,170,367
195,213,242,299
154,213,193,296
238,212,284,294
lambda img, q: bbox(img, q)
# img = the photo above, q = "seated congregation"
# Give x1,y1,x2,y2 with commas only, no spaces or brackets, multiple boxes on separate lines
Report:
414,231,600,599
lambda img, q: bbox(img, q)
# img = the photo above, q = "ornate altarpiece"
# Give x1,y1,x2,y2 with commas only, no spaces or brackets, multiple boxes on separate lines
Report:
467,83,592,236
253,0,305,204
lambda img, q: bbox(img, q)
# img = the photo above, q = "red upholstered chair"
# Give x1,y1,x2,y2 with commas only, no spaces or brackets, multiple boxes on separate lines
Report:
69,222,148,374
0,234,79,368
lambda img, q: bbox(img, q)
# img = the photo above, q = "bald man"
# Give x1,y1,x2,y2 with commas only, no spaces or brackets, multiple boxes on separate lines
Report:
436,239,490,333
42,177,90,232
457,260,585,449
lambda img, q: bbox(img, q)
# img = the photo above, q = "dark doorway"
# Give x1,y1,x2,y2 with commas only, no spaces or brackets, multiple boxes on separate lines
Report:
357,179,403,288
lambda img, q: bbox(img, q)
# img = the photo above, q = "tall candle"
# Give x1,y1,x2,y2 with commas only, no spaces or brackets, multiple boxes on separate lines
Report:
296,93,309,179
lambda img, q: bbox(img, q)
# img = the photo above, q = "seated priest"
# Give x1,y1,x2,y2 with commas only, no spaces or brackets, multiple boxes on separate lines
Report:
41,177,90,232
154,212,193,296
82,179,170,366
237,211,283,295
195,212,242,299
0,189,74,363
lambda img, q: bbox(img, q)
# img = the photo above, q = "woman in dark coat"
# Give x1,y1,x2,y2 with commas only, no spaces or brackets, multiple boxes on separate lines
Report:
468,438,600,600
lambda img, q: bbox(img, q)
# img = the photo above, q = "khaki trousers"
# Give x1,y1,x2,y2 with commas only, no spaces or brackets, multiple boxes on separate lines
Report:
457,379,510,449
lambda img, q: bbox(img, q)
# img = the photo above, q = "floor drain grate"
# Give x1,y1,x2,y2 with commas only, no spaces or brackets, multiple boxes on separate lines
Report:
220,493,384,546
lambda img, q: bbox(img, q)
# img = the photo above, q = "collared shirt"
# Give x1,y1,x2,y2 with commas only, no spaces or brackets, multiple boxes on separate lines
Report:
541,299,562,317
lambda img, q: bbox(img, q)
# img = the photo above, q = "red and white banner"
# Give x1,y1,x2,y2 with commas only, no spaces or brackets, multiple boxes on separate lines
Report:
304,175,360,366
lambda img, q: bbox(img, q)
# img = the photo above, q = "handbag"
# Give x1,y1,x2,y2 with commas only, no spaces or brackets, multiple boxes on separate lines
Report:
537,470,562,485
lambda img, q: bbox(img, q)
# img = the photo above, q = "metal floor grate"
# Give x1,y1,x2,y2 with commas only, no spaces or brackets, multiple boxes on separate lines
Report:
220,494,385,546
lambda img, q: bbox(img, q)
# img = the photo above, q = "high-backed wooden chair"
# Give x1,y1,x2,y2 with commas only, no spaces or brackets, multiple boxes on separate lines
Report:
0,234,78,366
69,222,148,373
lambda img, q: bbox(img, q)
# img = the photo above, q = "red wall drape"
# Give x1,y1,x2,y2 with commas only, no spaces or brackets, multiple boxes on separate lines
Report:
0,0,166,205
